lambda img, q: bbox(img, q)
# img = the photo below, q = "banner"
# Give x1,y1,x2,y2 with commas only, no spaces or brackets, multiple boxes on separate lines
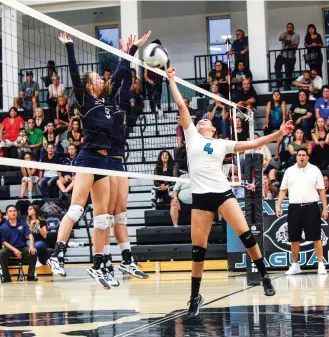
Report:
227,199,329,271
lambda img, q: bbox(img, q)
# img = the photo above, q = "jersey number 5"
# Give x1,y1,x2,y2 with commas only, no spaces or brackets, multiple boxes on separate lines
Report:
203,143,213,155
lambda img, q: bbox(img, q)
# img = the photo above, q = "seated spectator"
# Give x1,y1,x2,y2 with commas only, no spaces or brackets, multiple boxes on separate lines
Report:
227,29,249,68
310,117,329,169
15,128,31,158
231,173,245,200
293,70,312,90
229,61,253,91
233,79,258,115
38,144,61,198
26,204,48,267
288,90,314,136
151,150,177,210
263,173,278,200
129,68,142,110
13,71,39,114
315,85,329,121
41,121,60,158
48,75,65,116
25,118,43,160
67,118,83,150
0,212,5,227
287,128,312,167
309,68,323,100
0,205,37,283
233,117,249,141
55,95,70,129
204,83,221,114
19,153,39,199
208,61,227,84
323,174,329,194
264,91,287,135
170,172,192,227
0,107,24,158
204,100,230,139
57,144,77,198
275,127,294,167
34,107,47,132
304,24,324,77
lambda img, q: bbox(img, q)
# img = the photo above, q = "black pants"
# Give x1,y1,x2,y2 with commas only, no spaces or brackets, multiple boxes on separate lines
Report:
146,81,162,113
0,247,37,281
275,55,296,88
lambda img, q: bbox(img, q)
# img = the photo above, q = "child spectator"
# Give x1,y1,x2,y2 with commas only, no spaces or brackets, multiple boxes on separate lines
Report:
55,95,70,129
15,128,31,157
19,153,39,199
264,91,287,135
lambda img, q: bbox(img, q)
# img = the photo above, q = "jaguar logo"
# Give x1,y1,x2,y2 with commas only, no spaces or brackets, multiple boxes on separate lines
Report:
264,214,328,252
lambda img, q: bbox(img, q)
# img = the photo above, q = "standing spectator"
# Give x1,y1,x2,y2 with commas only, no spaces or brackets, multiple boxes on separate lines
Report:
311,117,329,169
13,71,39,114
67,118,83,150
25,118,43,160
15,128,31,158
0,107,24,158
229,61,253,91
315,85,329,121
288,90,314,135
0,205,37,283
151,150,177,209
170,172,192,227
56,144,77,198
48,75,65,114
275,23,300,90
41,60,57,88
233,79,258,114
304,24,324,76
38,144,61,198
277,148,327,275
204,100,229,139
275,128,294,166
26,204,48,267
264,91,287,135
55,95,70,129
323,174,329,194
207,61,227,84
33,107,47,132
19,153,39,199
227,29,249,68
41,121,60,158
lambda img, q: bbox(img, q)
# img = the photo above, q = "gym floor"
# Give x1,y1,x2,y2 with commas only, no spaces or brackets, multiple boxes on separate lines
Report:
0,270,328,337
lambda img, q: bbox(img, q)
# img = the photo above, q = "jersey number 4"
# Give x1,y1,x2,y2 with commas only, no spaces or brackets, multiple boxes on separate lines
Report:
203,143,213,155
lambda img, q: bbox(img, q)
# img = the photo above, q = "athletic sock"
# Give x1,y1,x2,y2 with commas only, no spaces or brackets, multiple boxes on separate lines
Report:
191,277,202,299
253,257,268,278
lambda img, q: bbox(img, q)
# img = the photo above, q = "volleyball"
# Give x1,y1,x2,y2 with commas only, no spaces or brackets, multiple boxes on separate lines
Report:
143,43,169,69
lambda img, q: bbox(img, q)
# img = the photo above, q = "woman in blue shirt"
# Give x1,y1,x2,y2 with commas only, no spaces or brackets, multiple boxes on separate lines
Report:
264,91,287,135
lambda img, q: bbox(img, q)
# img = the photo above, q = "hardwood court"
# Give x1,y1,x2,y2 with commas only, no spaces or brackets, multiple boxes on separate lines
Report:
1,269,328,336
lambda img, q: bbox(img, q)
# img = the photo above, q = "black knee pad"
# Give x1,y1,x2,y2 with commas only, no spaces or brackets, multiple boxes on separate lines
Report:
239,230,257,249
192,246,206,262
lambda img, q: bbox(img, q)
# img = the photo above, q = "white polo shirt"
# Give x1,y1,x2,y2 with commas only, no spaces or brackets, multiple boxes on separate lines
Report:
280,163,324,204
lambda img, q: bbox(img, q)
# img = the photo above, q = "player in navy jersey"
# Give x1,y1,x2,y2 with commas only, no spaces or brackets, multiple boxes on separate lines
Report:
47,31,151,289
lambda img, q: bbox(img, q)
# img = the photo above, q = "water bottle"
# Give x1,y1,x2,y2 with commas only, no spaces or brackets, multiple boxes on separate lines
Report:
1,176,5,187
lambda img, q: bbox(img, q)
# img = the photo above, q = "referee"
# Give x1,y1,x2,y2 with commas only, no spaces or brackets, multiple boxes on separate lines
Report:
277,148,328,276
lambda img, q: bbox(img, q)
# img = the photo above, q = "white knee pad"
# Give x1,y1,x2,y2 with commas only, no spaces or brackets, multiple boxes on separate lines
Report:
94,214,110,230
108,215,114,228
66,205,84,223
114,212,127,226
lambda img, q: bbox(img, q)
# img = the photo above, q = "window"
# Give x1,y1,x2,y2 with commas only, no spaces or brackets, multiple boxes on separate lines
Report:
96,26,120,74
207,17,231,55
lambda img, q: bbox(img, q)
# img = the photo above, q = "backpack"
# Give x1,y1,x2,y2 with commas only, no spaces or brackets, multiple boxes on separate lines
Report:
46,216,61,248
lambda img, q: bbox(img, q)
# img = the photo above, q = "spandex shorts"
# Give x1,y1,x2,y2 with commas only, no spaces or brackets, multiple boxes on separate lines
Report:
76,149,108,181
192,190,235,213
108,157,125,172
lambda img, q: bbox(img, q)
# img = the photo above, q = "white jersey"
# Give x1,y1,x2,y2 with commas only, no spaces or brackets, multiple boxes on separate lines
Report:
184,122,237,194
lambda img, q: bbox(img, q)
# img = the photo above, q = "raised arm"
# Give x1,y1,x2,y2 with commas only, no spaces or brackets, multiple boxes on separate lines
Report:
167,67,191,130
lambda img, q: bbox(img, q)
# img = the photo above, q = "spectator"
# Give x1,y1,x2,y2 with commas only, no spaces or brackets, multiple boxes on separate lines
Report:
102,69,112,97
275,23,300,90
315,85,329,121
287,128,312,166
231,173,245,200
48,75,65,113
55,95,70,129
25,118,43,160
67,118,83,150
13,71,39,114
33,107,47,132
293,70,312,90
208,61,227,84
0,107,24,158
26,204,48,267
38,144,61,198
57,144,77,198
0,212,5,226
15,128,31,158
41,121,60,158
263,173,278,200
229,61,253,91
129,68,142,110
170,172,192,227
233,117,249,141
304,24,324,76
309,68,323,100
264,91,287,135
233,79,258,115
311,117,329,170
151,150,177,210
227,29,249,68
41,60,57,88
204,100,230,139
19,153,39,199
323,174,329,194
275,127,294,166
204,83,221,114
0,205,37,283
288,90,314,135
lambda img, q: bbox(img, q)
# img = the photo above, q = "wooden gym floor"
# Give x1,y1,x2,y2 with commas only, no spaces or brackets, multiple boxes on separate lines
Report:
0,268,328,337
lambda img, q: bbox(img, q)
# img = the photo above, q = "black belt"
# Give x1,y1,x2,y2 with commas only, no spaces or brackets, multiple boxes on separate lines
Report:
292,202,317,207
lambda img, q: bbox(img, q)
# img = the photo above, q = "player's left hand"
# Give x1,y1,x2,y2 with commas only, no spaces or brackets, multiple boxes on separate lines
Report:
134,30,152,48
322,208,328,220
279,120,294,136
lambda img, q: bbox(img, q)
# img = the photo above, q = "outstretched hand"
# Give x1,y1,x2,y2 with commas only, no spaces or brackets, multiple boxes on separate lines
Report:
166,67,176,81
134,30,152,48
120,31,152,53
59,32,73,44
279,120,294,136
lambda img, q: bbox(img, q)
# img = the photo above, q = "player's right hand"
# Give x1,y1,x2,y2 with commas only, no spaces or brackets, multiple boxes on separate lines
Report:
276,208,282,218
166,67,176,80
59,32,73,44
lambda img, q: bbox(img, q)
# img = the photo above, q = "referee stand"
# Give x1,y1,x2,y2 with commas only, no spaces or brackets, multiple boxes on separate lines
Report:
244,153,264,285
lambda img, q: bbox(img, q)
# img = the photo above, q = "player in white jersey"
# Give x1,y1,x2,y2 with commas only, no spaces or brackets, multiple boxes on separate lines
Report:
167,67,294,318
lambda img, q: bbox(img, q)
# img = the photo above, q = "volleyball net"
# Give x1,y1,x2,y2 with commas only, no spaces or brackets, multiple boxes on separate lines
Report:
0,0,253,185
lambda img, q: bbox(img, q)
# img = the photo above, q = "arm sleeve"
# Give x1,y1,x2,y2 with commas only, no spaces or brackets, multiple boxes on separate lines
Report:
280,170,289,190
293,33,300,45
296,75,304,82
40,220,47,228
19,83,25,93
65,42,85,107
316,168,325,189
